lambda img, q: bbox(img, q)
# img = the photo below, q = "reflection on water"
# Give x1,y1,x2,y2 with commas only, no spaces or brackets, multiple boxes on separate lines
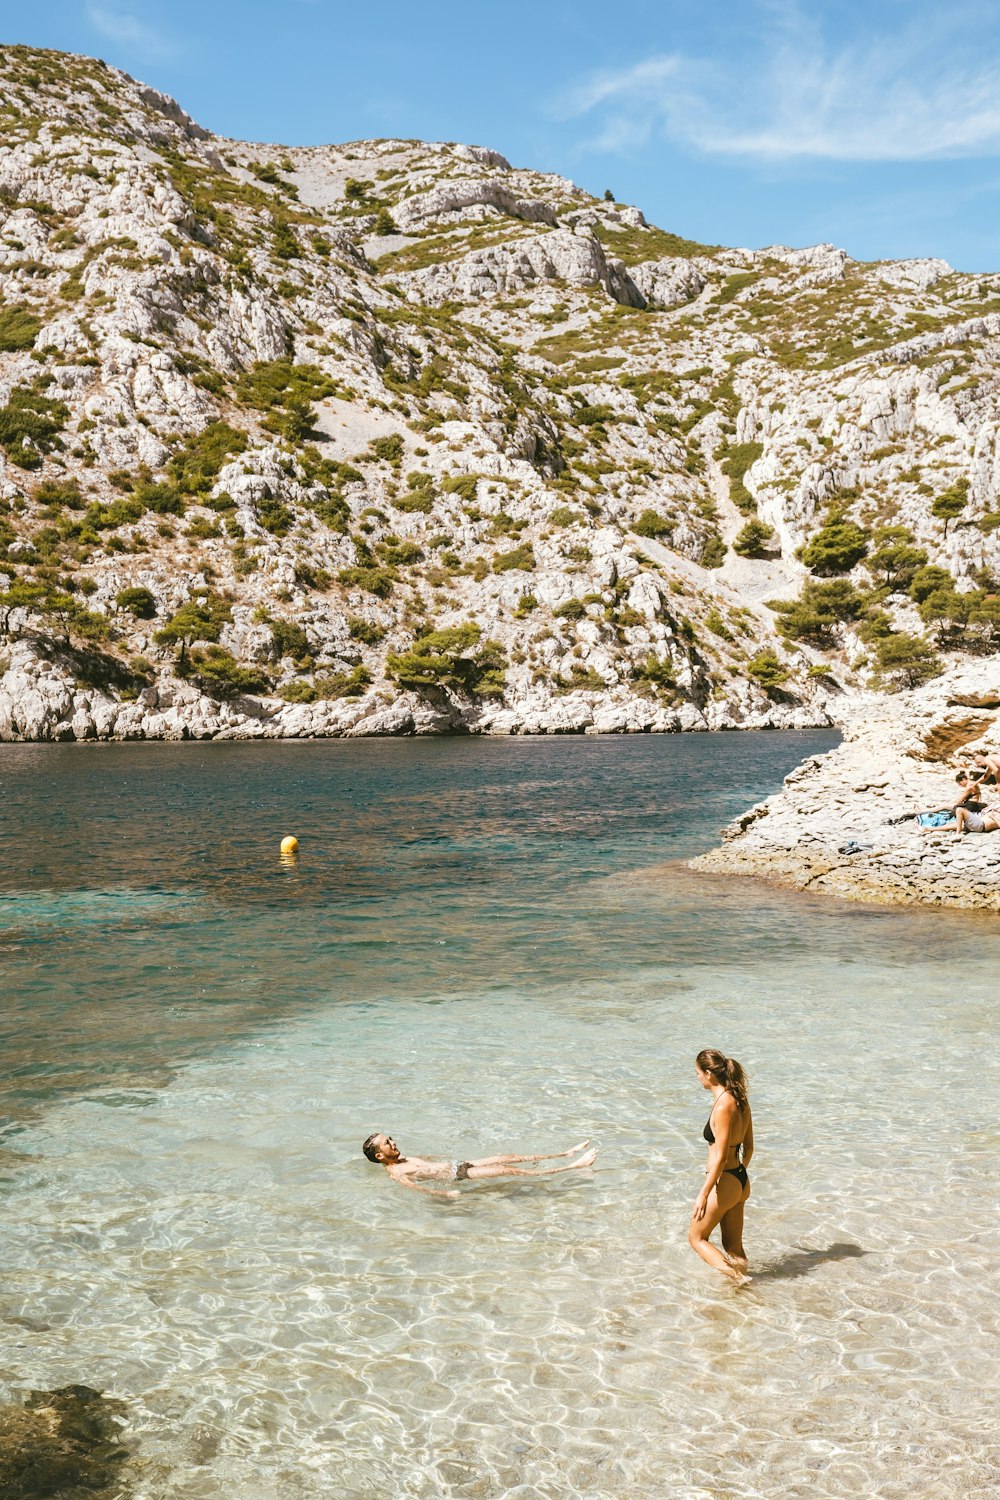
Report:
1,734,998,1498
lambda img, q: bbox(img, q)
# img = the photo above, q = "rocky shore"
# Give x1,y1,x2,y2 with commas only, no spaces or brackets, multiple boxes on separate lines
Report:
0,637,828,740
692,660,1000,910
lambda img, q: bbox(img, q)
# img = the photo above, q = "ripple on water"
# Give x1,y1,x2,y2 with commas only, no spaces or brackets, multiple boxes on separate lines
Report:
0,737,997,1497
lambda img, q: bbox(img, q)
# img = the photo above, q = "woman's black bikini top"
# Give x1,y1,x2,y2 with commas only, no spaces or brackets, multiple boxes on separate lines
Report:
703,1091,743,1151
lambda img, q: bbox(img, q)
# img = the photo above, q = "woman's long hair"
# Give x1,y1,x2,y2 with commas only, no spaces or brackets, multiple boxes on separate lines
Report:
697,1048,749,1112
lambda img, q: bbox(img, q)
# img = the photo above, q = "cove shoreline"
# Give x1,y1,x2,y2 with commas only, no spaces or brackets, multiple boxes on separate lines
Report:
691,658,1000,912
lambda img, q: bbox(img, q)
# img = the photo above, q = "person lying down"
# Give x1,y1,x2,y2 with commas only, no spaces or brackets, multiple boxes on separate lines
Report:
362,1133,597,1198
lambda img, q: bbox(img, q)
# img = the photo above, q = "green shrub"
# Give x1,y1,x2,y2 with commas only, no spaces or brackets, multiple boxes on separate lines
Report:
633,509,674,539
514,593,538,617
747,648,790,694
931,477,968,535
376,537,423,566
374,207,398,235
718,441,763,513
82,497,145,531
188,645,271,696
257,495,293,536
0,304,41,351
0,384,69,468
115,586,156,619
552,597,587,619
799,518,868,574
555,663,605,693
575,404,616,428
395,488,434,513
271,217,300,260
277,680,317,703
493,543,535,573
386,622,506,697
869,632,943,691
237,361,335,418
370,433,404,463
549,506,580,527
133,479,186,515
704,608,733,640
348,617,386,643
315,665,372,699
733,519,776,557
632,653,676,691
864,526,928,590
441,473,479,501
767,579,866,645
204,490,237,513
168,422,247,495
700,533,727,569
154,593,232,666
292,560,330,591
265,399,315,443
34,477,84,510
271,618,310,659
908,565,953,603
185,515,222,540
338,565,396,597
312,493,350,532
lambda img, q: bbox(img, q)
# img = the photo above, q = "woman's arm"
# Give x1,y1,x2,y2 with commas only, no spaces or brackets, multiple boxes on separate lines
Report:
742,1108,754,1167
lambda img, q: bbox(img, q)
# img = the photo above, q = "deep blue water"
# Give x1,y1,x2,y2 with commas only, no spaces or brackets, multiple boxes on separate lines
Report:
0,731,835,1117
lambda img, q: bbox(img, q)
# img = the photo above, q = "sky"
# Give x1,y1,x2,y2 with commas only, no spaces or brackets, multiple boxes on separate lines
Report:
5,0,1000,271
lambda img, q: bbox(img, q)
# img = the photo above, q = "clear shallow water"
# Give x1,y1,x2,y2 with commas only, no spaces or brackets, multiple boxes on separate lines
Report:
1,734,998,1499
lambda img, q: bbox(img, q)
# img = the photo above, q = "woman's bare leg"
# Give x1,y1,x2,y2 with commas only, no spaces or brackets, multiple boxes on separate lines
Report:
468,1141,589,1168
463,1148,597,1182
720,1186,750,1266
689,1174,746,1279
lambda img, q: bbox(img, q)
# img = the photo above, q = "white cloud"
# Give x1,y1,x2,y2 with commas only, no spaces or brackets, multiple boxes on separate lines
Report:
87,6,174,60
558,9,1000,162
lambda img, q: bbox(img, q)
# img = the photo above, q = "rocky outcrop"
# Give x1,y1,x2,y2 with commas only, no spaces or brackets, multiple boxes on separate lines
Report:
0,1385,131,1499
406,227,643,306
0,638,830,741
393,177,558,232
692,661,1000,910
630,256,706,309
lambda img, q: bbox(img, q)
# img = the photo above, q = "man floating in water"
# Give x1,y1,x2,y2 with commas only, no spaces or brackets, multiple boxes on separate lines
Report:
362,1133,597,1197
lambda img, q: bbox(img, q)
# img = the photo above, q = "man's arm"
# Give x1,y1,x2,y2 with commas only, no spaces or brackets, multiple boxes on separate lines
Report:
391,1174,460,1200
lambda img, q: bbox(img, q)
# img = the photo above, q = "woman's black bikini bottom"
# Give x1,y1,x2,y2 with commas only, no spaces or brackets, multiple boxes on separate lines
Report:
724,1164,749,1190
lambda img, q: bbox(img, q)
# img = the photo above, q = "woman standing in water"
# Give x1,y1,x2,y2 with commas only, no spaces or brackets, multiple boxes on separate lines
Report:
689,1048,753,1281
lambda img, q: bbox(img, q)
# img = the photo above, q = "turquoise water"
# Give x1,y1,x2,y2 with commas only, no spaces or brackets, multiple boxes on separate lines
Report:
1,734,998,1499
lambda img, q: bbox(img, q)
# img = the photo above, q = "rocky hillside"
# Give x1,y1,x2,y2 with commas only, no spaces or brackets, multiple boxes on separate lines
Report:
1,44,999,740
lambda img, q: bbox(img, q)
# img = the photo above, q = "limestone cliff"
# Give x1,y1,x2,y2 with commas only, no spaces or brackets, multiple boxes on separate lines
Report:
1,45,998,740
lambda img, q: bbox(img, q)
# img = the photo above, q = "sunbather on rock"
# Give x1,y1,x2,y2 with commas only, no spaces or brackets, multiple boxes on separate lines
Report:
956,753,999,784
913,771,984,829
935,800,1000,836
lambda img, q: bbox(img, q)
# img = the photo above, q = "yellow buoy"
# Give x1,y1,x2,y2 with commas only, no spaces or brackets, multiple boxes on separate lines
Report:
280,835,299,856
